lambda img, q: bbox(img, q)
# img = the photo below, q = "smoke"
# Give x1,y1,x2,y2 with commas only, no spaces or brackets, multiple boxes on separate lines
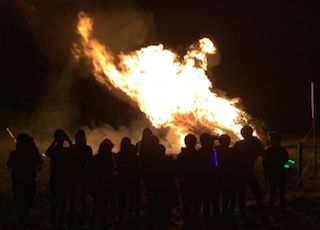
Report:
0,58,81,153
0,0,184,154
13,0,156,63
79,122,152,154
2,0,249,154
29,57,80,145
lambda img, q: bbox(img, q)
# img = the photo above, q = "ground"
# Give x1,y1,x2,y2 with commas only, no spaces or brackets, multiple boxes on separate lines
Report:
1,137,320,229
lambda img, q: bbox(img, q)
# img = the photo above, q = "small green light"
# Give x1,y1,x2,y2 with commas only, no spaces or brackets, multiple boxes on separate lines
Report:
283,158,295,169
288,159,295,164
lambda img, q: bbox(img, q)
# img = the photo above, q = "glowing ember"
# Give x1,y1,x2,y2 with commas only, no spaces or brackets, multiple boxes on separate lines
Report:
75,12,251,148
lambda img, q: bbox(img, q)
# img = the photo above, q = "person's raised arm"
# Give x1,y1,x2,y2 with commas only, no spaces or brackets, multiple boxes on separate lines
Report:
45,139,57,157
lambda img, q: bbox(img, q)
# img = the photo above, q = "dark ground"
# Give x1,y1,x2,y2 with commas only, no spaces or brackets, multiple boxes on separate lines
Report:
1,138,320,230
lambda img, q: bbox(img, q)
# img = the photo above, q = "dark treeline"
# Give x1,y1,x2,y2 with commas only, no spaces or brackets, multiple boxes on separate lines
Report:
6,126,290,230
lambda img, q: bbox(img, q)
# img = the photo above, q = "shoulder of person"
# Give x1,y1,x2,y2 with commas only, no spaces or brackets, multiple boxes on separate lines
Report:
280,146,289,154
85,145,93,150
234,139,245,146
9,150,17,156
264,146,273,152
252,136,263,143
7,150,17,165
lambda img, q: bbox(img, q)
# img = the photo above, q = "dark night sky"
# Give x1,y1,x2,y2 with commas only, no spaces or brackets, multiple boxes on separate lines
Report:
1,0,320,137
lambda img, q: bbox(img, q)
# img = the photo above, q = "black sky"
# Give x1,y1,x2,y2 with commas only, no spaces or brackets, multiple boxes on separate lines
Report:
1,0,320,136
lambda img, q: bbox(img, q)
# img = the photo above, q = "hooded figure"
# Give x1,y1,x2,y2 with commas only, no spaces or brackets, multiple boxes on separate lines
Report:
88,138,116,229
7,133,43,230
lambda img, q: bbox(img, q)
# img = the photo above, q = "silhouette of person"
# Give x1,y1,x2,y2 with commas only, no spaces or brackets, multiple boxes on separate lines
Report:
140,134,161,228
136,127,153,159
177,134,202,229
7,133,43,230
108,139,118,220
158,144,180,230
198,133,220,228
215,134,238,218
135,128,153,219
45,129,76,229
233,125,267,222
147,144,178,230
263,131,289,220
88,138,116,230
69,129,93,224
115,137,142,223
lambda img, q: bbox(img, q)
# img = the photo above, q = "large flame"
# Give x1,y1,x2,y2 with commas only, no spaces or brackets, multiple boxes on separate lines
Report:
75,12,250,149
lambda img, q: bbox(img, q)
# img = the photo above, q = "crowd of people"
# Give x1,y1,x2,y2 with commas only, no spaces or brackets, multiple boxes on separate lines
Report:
7,125,290,230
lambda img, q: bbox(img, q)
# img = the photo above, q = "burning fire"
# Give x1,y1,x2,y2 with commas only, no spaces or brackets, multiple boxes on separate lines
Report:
75,12,250,149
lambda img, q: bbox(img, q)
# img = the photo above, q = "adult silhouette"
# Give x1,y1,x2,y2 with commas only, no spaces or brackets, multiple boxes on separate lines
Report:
177,134,202,229
45,129,76,229
215,134,238,218
136,127,153,159
70,129,93,223
198,133,220,228
140,134,160,228
233,125,266,222
149,144,178,230
7,133,43,230
263,131,289,221
115,137,142,223
88,138,116,230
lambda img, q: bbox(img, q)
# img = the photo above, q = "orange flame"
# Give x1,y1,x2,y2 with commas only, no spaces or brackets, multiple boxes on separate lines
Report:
75,12,250,150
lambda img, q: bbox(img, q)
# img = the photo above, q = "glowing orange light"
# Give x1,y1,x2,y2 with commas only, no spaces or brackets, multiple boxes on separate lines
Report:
75,12,251,151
